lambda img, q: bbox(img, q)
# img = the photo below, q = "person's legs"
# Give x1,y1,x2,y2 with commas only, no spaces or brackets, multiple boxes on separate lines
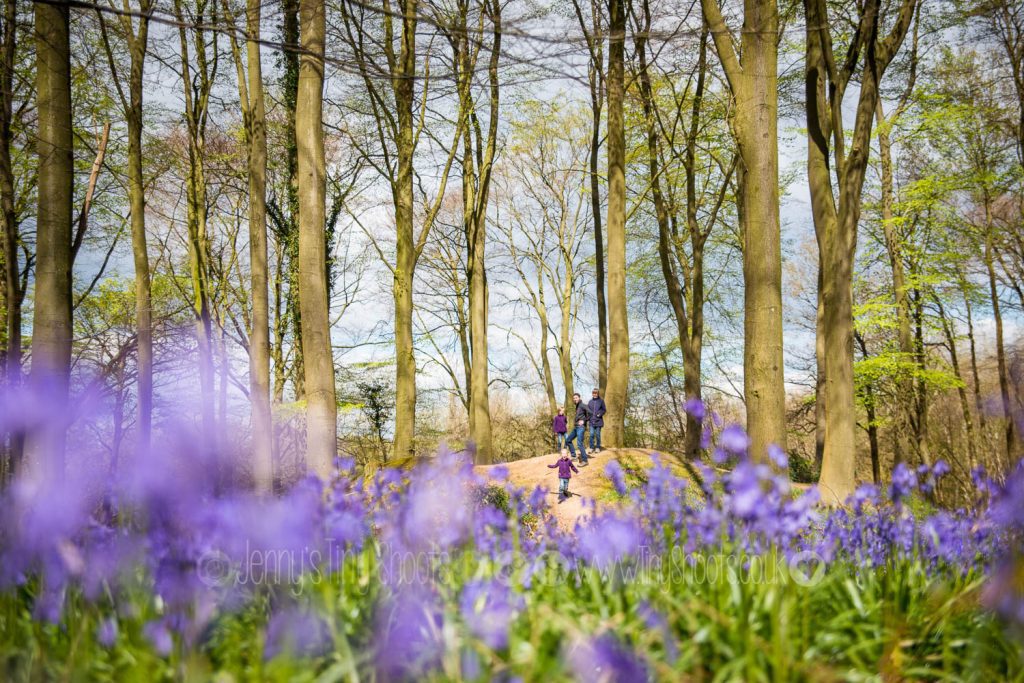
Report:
592,426,602,451
566,431,577,459
575,425,589,463
559,478,569,497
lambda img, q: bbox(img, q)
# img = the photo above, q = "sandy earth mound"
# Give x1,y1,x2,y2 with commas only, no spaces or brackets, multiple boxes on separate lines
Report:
475,447,676,529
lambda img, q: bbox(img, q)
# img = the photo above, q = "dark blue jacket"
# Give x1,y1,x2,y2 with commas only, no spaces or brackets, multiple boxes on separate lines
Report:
573,401,590,428
587,397,607,427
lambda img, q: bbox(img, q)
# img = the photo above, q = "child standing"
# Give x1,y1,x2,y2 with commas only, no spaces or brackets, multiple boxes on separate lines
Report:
552,407,568,450
547,449,579,499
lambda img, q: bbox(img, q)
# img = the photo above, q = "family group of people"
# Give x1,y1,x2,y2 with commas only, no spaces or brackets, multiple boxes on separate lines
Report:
547,388,607,499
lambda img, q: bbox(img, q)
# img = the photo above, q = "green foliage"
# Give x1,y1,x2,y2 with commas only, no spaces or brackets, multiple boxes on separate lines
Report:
472,483,512,516
2,535,1020,681
789,451,819,485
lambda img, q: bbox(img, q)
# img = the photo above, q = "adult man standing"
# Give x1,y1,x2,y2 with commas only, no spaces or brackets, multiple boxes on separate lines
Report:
567,392,589,465
587,388,606,452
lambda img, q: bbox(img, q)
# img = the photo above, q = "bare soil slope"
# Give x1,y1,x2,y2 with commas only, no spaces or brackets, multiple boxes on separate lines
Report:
475,448,673,529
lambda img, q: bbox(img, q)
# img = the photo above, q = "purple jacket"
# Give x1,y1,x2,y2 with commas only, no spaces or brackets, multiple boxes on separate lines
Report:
553,414,568,434
548,457,578,479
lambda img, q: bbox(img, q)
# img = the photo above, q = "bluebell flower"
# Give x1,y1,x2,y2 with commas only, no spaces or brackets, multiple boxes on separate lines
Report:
263,606,332,661
97,617,118,648
684,397,706,421
374,588,445,679
719,424,750,455
459,578,523,650
889,463,917,503
568,633,648,682
605,460,628,496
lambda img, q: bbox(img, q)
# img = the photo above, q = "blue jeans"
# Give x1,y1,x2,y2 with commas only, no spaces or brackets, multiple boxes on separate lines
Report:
589,425,602,450
566,425,588,463
558,478,570,496
554,432,567,450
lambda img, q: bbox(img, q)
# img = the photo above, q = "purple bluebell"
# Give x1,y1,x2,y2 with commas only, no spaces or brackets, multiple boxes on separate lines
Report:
719,424,750,455
568,633,649,682
605,460,628,496
374,588,445,680
263,606,332,661
684,398,706,421
97,617,118,648
459,578,523,650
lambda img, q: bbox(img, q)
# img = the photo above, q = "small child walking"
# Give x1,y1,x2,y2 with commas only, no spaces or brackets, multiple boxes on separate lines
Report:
547,448,579,499
552,407,568,450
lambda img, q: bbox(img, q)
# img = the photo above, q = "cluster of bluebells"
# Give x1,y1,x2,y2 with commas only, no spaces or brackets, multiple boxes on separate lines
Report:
1,382,1022,679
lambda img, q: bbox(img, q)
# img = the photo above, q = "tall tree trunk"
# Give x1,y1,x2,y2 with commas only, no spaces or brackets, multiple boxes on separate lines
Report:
963,277,986,432
985,213,1017,463
174,0,217,449
635,3,701,458
391,0,419,460
125,1,153,453
538,302,557,415
591,97,607,395
856,330,881,484
272,239,287,402
876,100,913,464
738,0,785,464
467,213,491,462
911,284,930,465
804,0,917,502
702,0,787,462
558,266,575,413
934,293,978,470
0,0,22,475
246,0,273,490
456,0,501,464
571,0,607,394
814,265,826,472
29,0,74,477
227,0,273,491
282,0,304,401
296,0,336,477
680,25,713,462
603,0,629,448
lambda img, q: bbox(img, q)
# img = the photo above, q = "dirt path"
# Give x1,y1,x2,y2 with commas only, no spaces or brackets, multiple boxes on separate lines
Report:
475,448,669,529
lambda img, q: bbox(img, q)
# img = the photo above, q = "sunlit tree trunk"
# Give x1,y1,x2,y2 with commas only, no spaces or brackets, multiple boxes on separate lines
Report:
98,0,154,453
571,0,607,393
453,0,501,464
29,0,74,477
174,0,217,449
701,0,786,462
634,6,698,458
984,200,1017,463
804,0,917,502
245,0,273,489
391,0,419,460
872,15,920,459
934,293,978,471
226,0,273,491
603,0,629,448
558,255,575,413
126,4,153,454
296,0,336,477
